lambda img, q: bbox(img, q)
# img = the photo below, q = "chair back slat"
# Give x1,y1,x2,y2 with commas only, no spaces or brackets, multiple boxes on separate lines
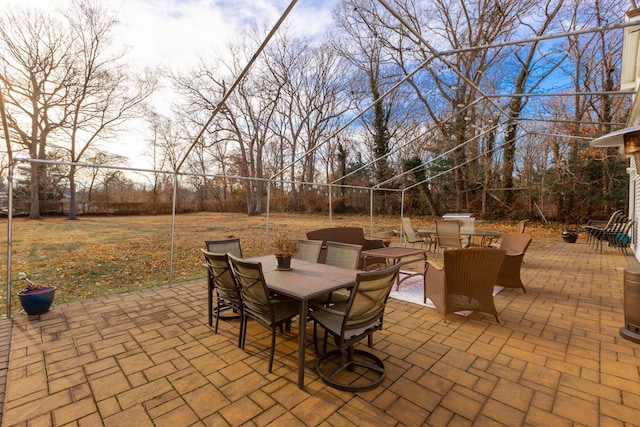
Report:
344,265,400,332
201,249,241,305
228,254,272,323
204,238,243,257
325,241,362,270
294,239,323,262
435,220,463,249
517,219,529,233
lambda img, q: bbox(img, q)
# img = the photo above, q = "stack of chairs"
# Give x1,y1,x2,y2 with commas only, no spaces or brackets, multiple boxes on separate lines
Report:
582,210,624,245
583,210,634,254
605,220,635,255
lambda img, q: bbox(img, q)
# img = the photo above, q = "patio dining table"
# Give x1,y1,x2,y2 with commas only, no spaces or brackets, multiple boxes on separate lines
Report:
418,228,503,247
254,255,358,389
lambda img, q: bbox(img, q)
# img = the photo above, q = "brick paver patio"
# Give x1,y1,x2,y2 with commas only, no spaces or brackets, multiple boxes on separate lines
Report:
1,240,638,426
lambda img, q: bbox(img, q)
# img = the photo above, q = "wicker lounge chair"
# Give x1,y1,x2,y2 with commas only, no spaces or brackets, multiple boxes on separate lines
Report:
495,233,532,293
424,248,507,322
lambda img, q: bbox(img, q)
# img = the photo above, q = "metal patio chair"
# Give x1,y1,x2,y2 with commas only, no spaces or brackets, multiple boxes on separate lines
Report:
228,254,299,373
310,263,401,391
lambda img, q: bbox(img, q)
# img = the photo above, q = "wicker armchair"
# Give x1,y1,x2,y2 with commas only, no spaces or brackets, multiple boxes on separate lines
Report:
424,248,507,322
495,233,532,293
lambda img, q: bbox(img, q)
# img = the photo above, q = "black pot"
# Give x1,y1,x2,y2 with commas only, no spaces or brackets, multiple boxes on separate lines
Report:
18,286,56,315
275,255,292,270
562,229,579,243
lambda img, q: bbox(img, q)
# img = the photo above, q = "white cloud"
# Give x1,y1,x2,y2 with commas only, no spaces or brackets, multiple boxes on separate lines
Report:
3,0,340,170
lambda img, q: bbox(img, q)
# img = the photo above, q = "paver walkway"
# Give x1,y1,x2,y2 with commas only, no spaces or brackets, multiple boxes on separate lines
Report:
1,240,638,426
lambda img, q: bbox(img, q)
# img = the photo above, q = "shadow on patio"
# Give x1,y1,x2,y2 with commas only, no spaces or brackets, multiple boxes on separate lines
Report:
0,239,638,426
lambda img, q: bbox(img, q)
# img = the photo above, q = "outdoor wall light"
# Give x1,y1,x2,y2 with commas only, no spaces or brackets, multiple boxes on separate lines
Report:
590,125,640,173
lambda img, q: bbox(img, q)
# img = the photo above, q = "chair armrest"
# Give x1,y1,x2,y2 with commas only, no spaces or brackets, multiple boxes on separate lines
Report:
312,304,347,317
505,251,525,258
425,260,443,271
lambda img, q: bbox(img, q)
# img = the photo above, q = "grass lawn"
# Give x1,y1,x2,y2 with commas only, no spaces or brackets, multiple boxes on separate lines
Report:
0,212,569,316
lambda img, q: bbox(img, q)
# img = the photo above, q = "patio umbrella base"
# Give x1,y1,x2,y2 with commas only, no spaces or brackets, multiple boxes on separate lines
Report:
620,326,640,343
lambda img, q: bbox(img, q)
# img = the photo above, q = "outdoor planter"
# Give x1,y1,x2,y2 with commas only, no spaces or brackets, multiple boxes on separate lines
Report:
562,229,579,243
275,255,292,270
18,286,56,315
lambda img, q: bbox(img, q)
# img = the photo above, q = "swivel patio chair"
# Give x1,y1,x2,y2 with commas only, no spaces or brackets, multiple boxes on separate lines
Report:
227,254,299,373
401,217,434,251
294,239,323,263
203,238,243,326
494,233,532,293
200,250,243,347
310,263,401,391
424,248,507,323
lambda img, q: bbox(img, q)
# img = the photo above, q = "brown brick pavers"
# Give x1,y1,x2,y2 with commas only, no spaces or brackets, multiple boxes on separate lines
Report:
1,241,639,426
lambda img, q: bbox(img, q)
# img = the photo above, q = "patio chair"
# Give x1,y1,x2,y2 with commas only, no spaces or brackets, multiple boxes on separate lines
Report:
517,219,529,233
200,250,243,346
204,237,243,257
294,239,323,263
495,233,532,293
227,254,299,373
424,248,507,323
325,241,362,269
401,217,434,251
434,220,466,260
203,238,243,326
312,241,362,307
310,263,401,391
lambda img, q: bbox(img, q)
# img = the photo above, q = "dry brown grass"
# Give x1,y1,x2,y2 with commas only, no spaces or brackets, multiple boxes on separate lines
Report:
0,212,570,315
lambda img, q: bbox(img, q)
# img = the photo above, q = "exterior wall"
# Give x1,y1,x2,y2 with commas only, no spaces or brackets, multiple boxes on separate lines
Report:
630,157,638,258
622,9,640,260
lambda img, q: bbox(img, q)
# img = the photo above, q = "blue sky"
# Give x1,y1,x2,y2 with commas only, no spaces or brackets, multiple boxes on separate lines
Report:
8,0,339,71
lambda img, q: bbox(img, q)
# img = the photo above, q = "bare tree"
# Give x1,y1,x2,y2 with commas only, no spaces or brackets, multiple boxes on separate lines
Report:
501,0,564,200
62,0,156,220
0,1,155,219
0,7,76,219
